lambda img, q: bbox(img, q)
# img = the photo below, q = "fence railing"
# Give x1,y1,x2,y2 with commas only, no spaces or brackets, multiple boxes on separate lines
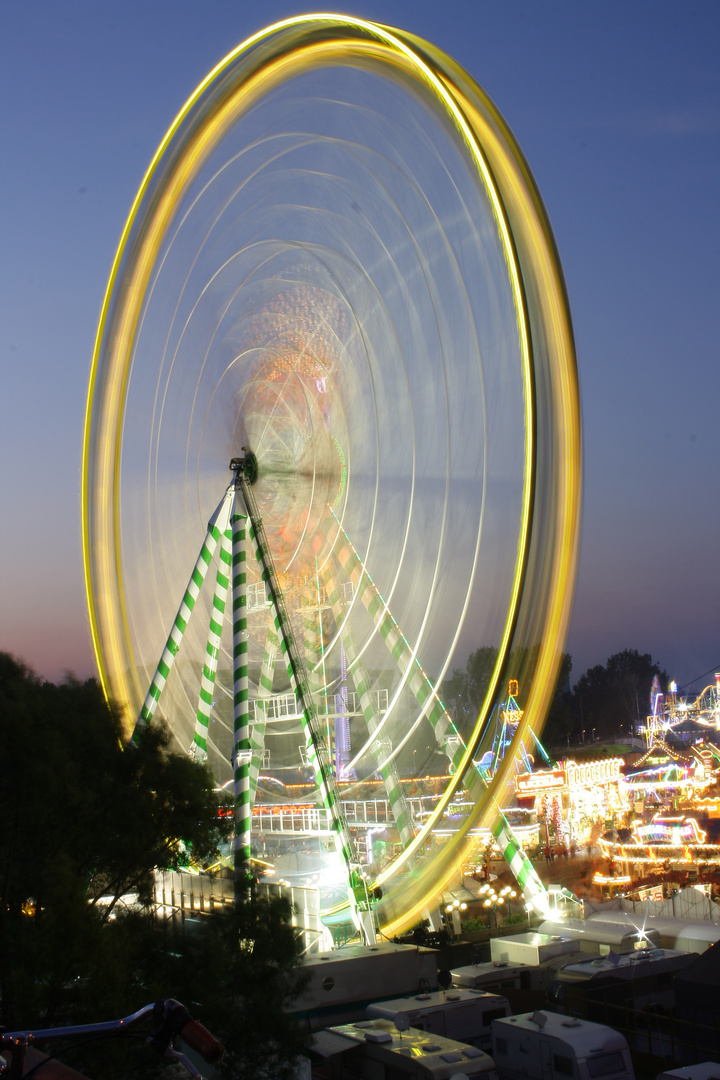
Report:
251,796,434,834
254,687,389,726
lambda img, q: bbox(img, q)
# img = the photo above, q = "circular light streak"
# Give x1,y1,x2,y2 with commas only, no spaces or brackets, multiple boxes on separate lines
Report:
83,14,581,933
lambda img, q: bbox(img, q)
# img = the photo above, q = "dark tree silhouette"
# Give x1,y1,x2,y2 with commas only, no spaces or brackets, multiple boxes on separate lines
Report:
570,649,668,741
0,653,308,1080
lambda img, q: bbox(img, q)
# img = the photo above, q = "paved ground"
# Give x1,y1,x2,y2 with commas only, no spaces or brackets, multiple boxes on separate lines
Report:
482,850,609,910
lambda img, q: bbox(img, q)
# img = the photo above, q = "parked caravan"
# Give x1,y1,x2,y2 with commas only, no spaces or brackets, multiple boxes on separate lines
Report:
310,1017,498,1080
452,963,537,994
491,1010,634,1080
656,1066,720,1080
548,948,694,1019
451,952,587,1015
537,918,661,955
581,911,720,954
490,933,579,966
366,988,511,1052
291,942,439,1029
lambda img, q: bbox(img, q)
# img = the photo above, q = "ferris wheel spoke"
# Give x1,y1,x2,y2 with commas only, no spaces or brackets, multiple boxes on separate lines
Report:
327,519,470,778
244,479,358,879
320,557,416,848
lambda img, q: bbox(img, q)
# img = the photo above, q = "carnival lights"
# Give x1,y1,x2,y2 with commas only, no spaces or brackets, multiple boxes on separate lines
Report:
598,814,720,866
82,8,583,934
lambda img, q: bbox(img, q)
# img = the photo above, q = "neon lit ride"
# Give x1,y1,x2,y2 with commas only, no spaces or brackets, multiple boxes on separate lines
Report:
82,14,581,939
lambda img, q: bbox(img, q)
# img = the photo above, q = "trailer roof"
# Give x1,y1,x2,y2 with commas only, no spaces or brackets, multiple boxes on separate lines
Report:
368,988,508,1014
493,1011,628,1054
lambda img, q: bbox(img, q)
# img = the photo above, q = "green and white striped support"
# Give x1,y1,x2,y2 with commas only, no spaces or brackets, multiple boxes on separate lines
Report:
320,561,416,849
192,524,232,760
241,481,357,884
131,486,235,744
322,520,549,913
248,616,279,804
232,505,252,900
328,531,476,791
491,811,550,916
326,534,545,905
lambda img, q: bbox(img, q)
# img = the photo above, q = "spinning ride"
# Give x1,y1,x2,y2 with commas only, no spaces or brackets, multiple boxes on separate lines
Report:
83,15,581,936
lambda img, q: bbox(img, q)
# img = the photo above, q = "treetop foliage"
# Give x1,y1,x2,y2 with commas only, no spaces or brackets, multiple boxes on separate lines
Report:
443,644,668,748
0,653,228,1026
0,652,308,1080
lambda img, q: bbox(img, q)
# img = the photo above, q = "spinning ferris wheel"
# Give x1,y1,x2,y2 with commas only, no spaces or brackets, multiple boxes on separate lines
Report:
82,14,581,937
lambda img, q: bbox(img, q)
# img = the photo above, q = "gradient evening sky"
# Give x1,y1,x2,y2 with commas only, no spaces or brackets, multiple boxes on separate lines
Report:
1,1,718,695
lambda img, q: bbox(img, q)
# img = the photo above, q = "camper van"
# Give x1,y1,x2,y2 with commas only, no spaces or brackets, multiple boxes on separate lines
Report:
490,933,580,966
537,918,661,955
491,1010,634,1080
291,942,439,1029
581,911,720,954
452,936,591,1015
452,962,537,994
310,1017,499,1080
656,1066,720,1080
548,947,694,1020
366,988,511,1052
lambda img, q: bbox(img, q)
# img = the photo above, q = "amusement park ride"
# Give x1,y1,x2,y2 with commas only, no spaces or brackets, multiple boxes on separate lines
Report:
82,15,582,941
644,675,720,750
592,674,720,880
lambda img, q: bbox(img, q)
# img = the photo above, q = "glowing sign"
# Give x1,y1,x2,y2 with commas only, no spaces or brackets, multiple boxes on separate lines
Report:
592,873,632,886
632,816,707,845
565,757,623,788
515,769,566,795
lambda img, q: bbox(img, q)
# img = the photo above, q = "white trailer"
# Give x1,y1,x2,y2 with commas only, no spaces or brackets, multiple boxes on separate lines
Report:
490,933,579,966
656,1066,720,1080
452,962,543,993
547,947,695,1019
291,942,439,1029
491,1010,634,1080
366,988,511,1052
537,919,661,955
311,1017,499,1080
582,911,720,954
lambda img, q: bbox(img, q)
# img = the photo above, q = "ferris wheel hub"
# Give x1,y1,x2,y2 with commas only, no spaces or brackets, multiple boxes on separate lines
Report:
230,449,258,487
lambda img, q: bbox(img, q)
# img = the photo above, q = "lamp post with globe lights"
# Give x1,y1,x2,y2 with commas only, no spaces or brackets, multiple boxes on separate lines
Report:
479,883,518,929
500,885,517,920
445,898,468,937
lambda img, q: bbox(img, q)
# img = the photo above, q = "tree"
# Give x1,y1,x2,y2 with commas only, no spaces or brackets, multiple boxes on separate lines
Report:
570,649,668,741
0,652,229,1029
541,652,574,749
159,899,310,1080
442,645,571,750
48,897,310,1080
0,653,311,1079
442,646,498,720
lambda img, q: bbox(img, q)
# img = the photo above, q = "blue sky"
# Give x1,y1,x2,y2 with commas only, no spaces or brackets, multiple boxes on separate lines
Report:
1,1,718,693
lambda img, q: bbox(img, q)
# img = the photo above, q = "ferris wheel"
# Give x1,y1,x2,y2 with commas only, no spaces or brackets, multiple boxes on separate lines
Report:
82,14,581,937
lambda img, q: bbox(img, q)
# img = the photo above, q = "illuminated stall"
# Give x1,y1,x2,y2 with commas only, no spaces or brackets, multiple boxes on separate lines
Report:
598,813,720,875
514,757,627,848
